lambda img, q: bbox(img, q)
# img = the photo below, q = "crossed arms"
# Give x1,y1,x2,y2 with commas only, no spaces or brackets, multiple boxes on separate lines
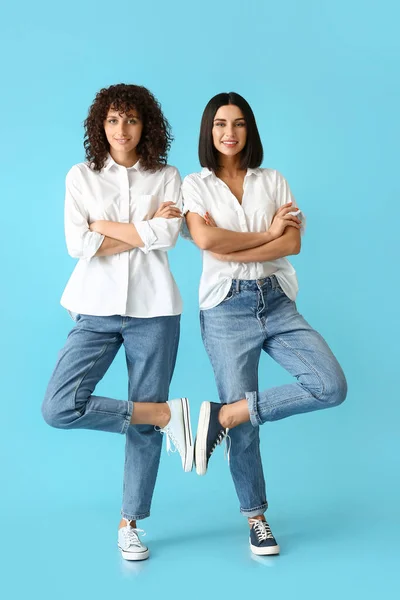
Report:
65,201,182,258
185,201,302,263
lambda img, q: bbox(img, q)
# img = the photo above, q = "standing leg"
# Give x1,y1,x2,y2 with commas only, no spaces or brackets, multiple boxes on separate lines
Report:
200,288,268,519
120,315,180,521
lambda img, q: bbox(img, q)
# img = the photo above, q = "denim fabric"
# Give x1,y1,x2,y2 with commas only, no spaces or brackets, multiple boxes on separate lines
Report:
200,276,347,516
42,313,180,520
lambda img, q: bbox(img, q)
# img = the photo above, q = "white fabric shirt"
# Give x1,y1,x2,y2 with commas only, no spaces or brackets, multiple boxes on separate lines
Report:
60,155,183,317
182,168,302,310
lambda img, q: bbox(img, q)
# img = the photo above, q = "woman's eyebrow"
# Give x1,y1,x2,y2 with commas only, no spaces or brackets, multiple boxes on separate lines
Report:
106,113,140,120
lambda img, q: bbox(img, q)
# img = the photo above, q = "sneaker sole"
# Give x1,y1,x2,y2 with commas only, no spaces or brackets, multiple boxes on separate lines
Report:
119,547,150,561
250,542,280,556
181,397,194,472
195,401,211,476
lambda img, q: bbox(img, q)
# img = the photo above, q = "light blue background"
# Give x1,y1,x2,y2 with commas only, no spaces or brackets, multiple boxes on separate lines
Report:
1,0,399,598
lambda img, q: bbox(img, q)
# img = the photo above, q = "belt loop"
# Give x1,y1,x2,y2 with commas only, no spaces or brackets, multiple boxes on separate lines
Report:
235,279,240,292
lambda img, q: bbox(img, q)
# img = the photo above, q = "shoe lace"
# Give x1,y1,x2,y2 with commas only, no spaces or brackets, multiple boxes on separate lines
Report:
155,426,181,455
123,524,146,548
249,519,274,541
211,428,231,463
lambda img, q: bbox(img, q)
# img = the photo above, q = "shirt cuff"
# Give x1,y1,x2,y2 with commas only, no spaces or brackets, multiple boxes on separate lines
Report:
182,201,205,217
84,232,105,260
133,220,158,254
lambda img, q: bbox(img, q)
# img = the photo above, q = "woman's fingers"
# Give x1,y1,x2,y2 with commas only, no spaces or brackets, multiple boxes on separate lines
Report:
156,207,182,218
282,214,301,224
164,212,182,219
204,212,217,227
285,221,301,229
154,202,181,216
275,202,294,214
280,205,301,217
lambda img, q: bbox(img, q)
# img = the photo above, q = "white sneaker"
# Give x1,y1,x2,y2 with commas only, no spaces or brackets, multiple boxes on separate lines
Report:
160,398,194,472
118,520,149,561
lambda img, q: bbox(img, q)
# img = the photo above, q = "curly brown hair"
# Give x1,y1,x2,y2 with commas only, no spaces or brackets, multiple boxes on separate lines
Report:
83,83,173,172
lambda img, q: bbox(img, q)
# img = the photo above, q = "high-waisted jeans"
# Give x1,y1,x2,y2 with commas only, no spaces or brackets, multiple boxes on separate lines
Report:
200,276,347,517
42,313,180,520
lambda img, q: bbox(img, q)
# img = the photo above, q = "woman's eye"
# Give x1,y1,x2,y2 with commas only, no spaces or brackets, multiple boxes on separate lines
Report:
236,122,246,127
108,119,117,124
128,119,137,124
215,122,224,127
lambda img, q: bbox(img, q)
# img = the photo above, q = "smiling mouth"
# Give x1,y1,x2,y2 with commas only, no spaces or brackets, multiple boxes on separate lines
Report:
115,139,130,144
222,141,238,146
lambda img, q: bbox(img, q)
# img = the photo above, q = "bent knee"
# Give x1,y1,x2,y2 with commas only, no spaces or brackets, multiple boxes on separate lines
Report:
321,371,348,408
42,394,77,429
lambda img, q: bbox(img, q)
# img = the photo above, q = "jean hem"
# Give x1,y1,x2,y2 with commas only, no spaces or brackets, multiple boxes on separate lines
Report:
246,391,262,427
121,510,150,521
240,503,268,518
121,400,134,434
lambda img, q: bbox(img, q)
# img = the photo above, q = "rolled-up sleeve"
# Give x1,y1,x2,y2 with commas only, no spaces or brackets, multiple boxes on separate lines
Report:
136,167,183,254
181,175,206,217
180,175,207,242
64,167,105,259
275,171,306,235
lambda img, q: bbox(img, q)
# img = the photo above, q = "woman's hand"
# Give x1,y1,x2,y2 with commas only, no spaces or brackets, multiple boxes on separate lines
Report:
204,212,217,227
89,220,106,233
268,202,301,240
153,202,182,219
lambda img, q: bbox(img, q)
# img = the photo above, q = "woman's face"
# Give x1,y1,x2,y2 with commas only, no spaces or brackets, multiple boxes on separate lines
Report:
212,104,247,158
104,106,143,157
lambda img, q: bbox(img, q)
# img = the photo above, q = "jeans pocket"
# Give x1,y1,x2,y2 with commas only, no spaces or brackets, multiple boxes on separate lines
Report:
273,278,289,298
221,286,235,303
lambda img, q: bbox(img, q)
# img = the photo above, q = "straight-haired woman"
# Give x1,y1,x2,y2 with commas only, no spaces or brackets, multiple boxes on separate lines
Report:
183,92,347,556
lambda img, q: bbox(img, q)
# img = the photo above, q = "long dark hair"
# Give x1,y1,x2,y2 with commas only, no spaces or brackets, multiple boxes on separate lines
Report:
198,92,263,170
84,83,173,172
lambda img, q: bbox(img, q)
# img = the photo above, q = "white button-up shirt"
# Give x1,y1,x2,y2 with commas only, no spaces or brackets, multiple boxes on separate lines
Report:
182,168,302,310
61,155,183,317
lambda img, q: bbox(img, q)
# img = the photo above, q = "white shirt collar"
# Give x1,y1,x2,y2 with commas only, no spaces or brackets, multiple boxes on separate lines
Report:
200,167,262,179
200,168,212,179
246,168,263,177
103,154,143,174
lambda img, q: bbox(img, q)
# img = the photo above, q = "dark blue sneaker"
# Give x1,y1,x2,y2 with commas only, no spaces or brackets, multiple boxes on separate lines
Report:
249,519,280,555
195,401,229,475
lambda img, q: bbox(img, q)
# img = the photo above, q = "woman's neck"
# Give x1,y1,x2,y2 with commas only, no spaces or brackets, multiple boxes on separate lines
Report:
109,149,139,168
216,155,245,179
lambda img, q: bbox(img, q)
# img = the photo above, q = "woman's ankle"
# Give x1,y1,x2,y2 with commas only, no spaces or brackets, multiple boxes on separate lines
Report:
119,517,136,529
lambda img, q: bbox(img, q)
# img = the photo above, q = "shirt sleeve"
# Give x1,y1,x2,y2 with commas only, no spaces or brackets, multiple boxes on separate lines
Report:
135,167,183,254
275,171,306,235
181,175,206,217
64,167,105,259
180,175,207,242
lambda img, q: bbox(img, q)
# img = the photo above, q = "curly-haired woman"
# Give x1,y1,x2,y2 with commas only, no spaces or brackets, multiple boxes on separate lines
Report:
183,92,347,556
42,84,194,561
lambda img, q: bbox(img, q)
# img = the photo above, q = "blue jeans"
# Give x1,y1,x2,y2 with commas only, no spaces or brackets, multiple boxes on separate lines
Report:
200,276,347,517
42,313,180,520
